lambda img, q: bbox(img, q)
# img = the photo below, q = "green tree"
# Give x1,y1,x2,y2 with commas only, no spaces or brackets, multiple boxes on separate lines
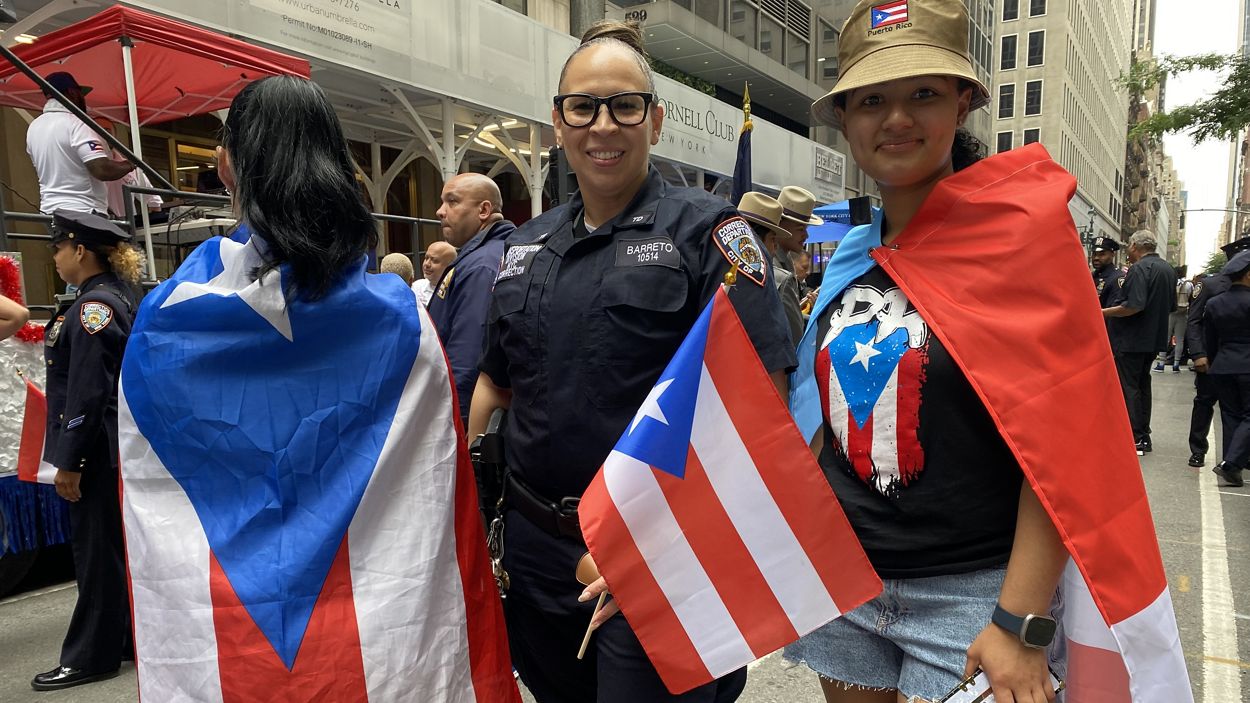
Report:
1204,250,1228,275
1122,53,1250,143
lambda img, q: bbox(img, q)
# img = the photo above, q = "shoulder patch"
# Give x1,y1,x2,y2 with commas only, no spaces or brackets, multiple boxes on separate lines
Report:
496,243,544,284
711,216,767,287
1193,282,1204,300
80,302,114,334
436,267,455,299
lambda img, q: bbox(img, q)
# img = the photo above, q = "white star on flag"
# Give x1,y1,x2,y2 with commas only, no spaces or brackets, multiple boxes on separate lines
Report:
849,340,881,371
160,237,293,341
630,378,675,434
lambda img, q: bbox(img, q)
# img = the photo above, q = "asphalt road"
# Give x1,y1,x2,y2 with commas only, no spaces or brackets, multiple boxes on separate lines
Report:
0,370,1243,702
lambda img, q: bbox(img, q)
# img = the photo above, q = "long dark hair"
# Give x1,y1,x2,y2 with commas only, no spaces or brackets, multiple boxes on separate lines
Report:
223,76,375,300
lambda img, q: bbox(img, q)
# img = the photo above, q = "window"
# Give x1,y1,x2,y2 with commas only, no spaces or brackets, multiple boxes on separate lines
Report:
1023,128,1040,144
1030,0,1046,16
997,132,1014,154
998,84,1015,119
1000,35,1017,70
760,14,783,63
1003,0,1019,21
1025,80,1043,115
493,0,525,12
1027,31,1045,66
730,1,757,46
822,20,839,42
823,64,839,80
789,31,810,78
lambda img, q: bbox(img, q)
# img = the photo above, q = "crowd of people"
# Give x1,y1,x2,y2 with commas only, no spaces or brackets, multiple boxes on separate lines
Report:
5,0,1244,701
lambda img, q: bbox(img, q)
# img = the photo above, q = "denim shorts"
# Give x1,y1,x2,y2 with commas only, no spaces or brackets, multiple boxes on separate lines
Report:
784,565,1013,702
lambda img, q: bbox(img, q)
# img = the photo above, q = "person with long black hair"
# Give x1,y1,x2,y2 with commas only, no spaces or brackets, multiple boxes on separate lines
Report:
118,76,516,701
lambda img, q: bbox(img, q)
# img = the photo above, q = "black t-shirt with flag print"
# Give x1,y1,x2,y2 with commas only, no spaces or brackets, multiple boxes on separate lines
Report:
813,265,1022,579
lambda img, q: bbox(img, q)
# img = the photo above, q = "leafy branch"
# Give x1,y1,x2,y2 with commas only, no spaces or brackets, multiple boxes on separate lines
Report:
1121,52,1250,143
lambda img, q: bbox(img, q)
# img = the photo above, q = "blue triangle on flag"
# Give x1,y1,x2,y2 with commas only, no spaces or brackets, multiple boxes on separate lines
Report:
827,319,909,429
612,297,713,478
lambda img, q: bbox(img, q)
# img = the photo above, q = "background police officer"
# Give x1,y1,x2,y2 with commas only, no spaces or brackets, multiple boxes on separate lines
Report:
1185,235,1250,467
32,211,139,692
1091,236,1126,310
468,21,794,703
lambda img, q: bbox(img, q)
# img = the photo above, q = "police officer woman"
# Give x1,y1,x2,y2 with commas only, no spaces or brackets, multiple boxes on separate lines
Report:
33,210,141,691
468,20,795,703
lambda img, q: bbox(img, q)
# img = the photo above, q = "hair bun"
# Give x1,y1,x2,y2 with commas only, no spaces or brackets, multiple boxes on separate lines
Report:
580,20,647,56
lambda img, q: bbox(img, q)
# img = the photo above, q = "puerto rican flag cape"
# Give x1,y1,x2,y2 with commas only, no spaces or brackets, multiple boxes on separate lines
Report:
118,227,519,702
791,143,1191,702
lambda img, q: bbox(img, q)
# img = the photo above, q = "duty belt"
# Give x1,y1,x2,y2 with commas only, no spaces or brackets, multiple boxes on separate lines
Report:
505,471,582,541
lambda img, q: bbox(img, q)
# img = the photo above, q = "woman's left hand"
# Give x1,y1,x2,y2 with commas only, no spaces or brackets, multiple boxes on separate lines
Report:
965,623,1056,703
578,577,621,630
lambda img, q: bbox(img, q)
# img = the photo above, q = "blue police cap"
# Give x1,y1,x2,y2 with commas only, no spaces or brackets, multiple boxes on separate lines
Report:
1222,250,1250,278
50,210,132,248
1092,236,1120,252
1220,236,1250,257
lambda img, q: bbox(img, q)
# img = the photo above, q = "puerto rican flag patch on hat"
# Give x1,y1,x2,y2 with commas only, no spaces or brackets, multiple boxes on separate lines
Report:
871,1,909,28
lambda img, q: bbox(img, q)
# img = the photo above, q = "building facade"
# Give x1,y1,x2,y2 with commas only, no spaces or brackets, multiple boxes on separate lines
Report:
989,0,1134,245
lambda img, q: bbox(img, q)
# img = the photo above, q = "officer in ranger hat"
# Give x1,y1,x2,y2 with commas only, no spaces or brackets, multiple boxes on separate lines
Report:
1091,236,1127,310
33,210,141,691
738,191,805,345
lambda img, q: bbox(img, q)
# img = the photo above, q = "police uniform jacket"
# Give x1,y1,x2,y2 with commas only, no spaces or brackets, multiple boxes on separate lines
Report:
1186,273,1231,361
480,166,797,500
1093,263,1126,309
43,272,135,472
427,218,515,421
1204,285,1250,375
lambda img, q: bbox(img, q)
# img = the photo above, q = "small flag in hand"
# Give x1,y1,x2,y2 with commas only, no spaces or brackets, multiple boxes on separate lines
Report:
17,376,55,484
579,287,882,694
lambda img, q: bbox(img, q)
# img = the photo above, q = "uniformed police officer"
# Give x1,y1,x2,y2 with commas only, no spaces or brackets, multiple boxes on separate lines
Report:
1185,235,1250,467
32,210,140,692
467,20,795,703
1205,249,1250,487
1091,236,1126,310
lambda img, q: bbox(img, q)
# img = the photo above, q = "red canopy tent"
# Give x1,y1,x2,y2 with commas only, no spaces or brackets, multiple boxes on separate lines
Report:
0,4,310,125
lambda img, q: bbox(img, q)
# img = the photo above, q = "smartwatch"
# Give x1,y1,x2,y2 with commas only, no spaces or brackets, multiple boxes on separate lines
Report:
991,604,1057,648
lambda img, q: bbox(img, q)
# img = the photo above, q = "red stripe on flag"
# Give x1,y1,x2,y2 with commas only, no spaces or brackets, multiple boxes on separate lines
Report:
702,292,881,616
653,448,797,657
580,470,712,693
210,538,368,702
846,412,874,483
815,346,832,428
17,378,46,483
1064,640,1132,703
450,405,521,703
894,347,925,485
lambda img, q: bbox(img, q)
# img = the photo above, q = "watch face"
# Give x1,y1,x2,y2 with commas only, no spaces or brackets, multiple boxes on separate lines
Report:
1024,615,1058,647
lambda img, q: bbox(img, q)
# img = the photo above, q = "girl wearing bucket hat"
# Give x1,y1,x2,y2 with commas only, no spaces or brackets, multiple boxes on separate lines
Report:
785,1,1189,702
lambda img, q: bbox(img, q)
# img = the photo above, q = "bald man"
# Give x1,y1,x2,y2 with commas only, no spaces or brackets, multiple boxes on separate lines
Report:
414,241,457,307
428,173,516,424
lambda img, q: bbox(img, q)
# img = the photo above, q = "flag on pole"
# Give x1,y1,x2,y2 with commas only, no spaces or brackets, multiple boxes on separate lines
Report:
730,83,753,205
792,144,1191,701
16,375,55,485
579,286,881,695
118,228,519,703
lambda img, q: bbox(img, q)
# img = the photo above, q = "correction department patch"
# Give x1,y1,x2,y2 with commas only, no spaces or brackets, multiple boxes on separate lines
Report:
712,217,767,286
80,302,114,334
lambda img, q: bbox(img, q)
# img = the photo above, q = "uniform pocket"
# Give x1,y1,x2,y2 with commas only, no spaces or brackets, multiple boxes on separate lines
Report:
578,266,692,409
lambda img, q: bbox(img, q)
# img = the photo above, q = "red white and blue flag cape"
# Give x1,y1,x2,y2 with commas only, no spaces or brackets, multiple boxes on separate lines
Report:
579,287,882,695
118,227,518,702
17,376,55,485
791,144,1191,702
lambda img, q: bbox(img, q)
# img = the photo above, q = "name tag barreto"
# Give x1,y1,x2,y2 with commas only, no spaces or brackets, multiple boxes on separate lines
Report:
615,237,680,269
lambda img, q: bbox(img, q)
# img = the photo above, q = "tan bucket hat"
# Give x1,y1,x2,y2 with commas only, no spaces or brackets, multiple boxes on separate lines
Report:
736,192,791,239
777,186,824,226
811,0,990,129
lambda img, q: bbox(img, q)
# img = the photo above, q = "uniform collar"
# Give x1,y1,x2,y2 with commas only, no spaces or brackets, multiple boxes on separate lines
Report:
457,219,515,261
43,98,73,114
77,271,121,296
548,165,667,256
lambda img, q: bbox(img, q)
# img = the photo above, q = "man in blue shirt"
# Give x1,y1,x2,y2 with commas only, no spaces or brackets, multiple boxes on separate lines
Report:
427,173,515,424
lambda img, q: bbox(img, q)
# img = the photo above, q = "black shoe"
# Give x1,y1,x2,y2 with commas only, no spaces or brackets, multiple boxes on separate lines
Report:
1136,439,1152,456
1213,463,1244,488
31,666,119,691
1188,453,1205,468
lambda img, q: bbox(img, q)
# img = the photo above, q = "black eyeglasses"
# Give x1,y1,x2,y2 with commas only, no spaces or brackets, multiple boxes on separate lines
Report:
554,92,655,128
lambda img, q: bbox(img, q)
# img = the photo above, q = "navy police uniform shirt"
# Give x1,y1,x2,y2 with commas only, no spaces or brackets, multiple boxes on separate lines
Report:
1093,263,1126,309
480,166,797,500
43,271,135,472
427,218,515,422
1187,273,1231,361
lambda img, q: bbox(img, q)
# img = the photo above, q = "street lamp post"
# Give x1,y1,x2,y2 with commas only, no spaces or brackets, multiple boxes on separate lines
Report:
1081,206,1096,255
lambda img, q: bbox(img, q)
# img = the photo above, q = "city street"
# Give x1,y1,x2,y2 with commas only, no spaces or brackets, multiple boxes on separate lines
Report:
0,370,1244,702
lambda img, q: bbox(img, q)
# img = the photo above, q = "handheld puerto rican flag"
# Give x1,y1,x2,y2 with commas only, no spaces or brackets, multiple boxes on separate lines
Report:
16,375,55,484
579,287,881,694
118,228,518,702
871,0,909,29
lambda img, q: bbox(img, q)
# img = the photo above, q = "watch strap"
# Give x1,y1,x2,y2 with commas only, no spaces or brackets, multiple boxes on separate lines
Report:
991,604,1026,640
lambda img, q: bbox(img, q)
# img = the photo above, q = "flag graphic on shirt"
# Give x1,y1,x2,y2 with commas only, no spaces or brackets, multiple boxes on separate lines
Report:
16,376,56,485
579,287,881,695
815,284,928,496
118,228,518,703
870,1,909,28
